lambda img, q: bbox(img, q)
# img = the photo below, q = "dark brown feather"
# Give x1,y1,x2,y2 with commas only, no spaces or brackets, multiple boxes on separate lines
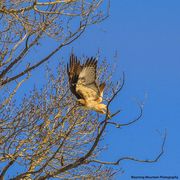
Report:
67,54,102,100
67,54,82,99
99,82,106,93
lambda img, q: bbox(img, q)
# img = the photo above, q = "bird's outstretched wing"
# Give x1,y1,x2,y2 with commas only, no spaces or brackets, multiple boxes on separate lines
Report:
67,54,105,102
67,54,82,99
76,57,101,101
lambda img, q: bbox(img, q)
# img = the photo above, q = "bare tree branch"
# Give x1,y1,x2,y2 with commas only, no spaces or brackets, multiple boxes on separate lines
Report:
107,102,143,128
0,0,109,86
88,130,167,165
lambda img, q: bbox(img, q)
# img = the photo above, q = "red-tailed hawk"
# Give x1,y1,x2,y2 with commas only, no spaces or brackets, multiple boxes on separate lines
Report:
67,54,109,116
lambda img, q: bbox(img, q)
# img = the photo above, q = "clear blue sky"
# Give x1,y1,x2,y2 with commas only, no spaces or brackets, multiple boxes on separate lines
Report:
9,0,180,179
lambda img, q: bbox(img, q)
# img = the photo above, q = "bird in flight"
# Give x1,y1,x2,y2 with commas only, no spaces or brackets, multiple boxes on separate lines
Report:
67,54,110,116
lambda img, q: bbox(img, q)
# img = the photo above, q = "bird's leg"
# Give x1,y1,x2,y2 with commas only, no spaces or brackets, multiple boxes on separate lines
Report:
76,99,86,106
95,96,103,103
